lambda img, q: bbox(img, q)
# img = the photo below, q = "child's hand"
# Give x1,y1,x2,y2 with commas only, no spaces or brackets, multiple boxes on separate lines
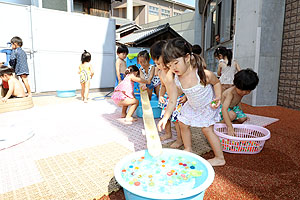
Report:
159,96,165,104
211,98,221,109
2,97,7,103
228,126,235,136
141,84,147,91
179,95,187,104
157,117,168,132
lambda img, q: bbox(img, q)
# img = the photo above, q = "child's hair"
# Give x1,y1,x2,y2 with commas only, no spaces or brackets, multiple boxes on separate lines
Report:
11,36,23,47
162,38,207,85
150,40,167,60
81,50,91,64
117,44,129,54
137,50,150,62
192,44,202,55
0,66,14,76
125,65,139,76
234,68,259,91
214,46,232,66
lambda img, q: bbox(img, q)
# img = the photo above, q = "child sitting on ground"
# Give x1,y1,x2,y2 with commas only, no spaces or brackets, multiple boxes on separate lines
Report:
115,44,129,87
111,65,150,122
220,69,259,136
0,66,25,102
150,40,187,148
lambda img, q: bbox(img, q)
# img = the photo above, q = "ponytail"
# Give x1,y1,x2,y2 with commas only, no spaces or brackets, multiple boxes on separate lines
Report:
227,48,232,66
125,65,139,76
190,53,207,85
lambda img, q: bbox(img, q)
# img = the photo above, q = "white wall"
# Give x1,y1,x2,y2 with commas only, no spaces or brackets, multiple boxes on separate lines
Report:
0,2,116,92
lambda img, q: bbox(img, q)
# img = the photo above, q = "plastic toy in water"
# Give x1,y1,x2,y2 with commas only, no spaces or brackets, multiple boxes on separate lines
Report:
114,149,215,200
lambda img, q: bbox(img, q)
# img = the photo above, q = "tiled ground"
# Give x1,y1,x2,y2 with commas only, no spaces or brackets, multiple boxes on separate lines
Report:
0,92,280,200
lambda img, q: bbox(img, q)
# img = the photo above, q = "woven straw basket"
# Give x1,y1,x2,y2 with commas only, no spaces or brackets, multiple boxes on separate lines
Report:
0,96,33,113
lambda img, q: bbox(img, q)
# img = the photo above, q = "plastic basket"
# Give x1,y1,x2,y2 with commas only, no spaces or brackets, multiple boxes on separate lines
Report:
214,123,271,154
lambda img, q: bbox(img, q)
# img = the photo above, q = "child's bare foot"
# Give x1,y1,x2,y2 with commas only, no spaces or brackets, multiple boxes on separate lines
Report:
170,140,183,148
183,147,192,152
125,117,138,122
160,134,172,141
84,98,88,103
207,157,226,167
121,113,126,118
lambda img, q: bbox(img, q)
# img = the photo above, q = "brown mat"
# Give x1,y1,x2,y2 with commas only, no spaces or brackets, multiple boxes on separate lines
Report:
0,142,132,200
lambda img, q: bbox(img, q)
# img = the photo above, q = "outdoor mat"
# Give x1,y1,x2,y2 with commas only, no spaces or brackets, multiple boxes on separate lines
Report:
0,142,132,200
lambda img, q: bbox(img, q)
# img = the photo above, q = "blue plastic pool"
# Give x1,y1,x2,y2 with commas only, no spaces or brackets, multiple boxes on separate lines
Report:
114,149,215,200
56,90,76,98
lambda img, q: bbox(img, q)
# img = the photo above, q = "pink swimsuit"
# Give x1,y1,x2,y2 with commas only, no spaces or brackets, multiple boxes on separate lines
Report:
111,75,134,105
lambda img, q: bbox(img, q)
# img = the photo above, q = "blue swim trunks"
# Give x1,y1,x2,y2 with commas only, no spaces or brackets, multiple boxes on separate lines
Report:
219,105,247,121
115,73,125,88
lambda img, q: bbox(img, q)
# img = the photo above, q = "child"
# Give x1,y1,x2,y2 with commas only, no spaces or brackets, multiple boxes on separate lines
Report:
78,50,94,103
214,46,241,92
152,66,161,97
220,69,259,136
157,38,225,166
115,44,129,87
150,40,186,148
0,66,26,102
137,50,156,100
9,36,31,96
111,65,150,122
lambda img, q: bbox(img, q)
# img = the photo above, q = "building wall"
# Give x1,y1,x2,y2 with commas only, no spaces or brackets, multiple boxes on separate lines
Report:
141,12,195,44
278,0,300,109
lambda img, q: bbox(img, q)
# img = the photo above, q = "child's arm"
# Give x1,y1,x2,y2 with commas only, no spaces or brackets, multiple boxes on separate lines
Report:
115,60,122,83
130,75,150,84
159,82,166,104
234,60,241,72
148,66,155,82
157,71,177,131
217,61,224,76
90,64,94,78
205,69,222,108
78,65,81,74
2,79,14,102
221,93,235,136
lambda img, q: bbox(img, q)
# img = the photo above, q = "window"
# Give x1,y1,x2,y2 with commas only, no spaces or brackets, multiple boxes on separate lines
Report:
161,9,170,18
149,6,159,16
173,12,181,16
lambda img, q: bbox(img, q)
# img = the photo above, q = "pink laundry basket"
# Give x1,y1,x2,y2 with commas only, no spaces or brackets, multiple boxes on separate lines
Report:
214,123,271,154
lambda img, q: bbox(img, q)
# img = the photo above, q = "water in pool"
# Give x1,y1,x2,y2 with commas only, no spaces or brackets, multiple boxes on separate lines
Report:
120,150,208,194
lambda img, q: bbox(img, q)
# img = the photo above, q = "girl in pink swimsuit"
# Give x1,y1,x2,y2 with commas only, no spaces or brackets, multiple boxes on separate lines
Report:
111,65,150,122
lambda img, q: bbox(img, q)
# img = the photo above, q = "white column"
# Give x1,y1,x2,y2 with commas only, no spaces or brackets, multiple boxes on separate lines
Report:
67,0,73,12
127,0,133,21
38,0,42,8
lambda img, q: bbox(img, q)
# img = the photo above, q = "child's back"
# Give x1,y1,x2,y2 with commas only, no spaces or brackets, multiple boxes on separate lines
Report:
10,76,26,98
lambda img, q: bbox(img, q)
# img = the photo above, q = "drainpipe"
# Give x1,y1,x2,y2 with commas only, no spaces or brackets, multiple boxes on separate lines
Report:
127,0,133,21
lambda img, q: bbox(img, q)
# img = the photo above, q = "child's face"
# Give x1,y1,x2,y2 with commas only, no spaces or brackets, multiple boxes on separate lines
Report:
153,56,165,70
138,57,149,68
236,88,251,97
11,43,18,50
167,55,189,76
118,52,127,60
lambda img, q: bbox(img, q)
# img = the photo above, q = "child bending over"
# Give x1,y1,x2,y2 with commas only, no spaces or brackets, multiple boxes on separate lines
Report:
0,66,25,102
157,38,225,167
150,40,186,148
220,69,259,136
111,65,150,122
79,50,94,103
115,45,129,87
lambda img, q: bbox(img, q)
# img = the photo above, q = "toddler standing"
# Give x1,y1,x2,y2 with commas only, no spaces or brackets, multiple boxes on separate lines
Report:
115,45,128,87
79,50,94,103
158,38,225,166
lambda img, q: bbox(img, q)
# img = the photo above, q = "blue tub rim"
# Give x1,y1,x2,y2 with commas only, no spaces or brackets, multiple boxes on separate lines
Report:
114,148,215,199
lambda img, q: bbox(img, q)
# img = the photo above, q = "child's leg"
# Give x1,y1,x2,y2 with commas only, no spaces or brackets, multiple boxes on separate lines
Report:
119,98,139,122
154,85,160,98
236,117,247,124
170,121,183,148
179,122,192,152
83,81,90,102
121,106,128,118
201,126,225,166
220,110,236,123
147,88,153,100
20,74,31,96
160,119,172,141
81,83,85,100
